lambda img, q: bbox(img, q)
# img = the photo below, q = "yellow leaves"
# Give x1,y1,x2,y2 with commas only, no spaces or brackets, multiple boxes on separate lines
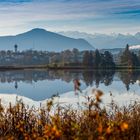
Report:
23,133,32,140
55,129,61,137
33,133,37,138
43,124,61,139
98,136,105,140
7,136,15,140
107,121,114,127
20,121,24,125
92,89,104,104
97,123,103,133
106,126,112,134
24,136,30,140
52,125,57,132
120,122,129,131
96,90,104,97
19,127,24,132
16,120,25,131
0,104,4,112
16,124,20,129
46,99,54,112
37,120,42,125
95,90,103,103
47,100,53,107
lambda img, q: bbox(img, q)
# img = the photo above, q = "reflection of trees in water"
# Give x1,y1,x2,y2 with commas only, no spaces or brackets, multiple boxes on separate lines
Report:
15,81,18,89
49,70,115,87
0,69,115,88
119,70,140,91
82,70,115,87
82,71,94,86
102,70,115,86
48,70,83,83
0,70,49,83
1,69,140,90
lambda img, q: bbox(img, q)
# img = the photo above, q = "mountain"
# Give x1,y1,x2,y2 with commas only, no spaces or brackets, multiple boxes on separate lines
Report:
59,31,140,49
0,28,94,51
129,45,140,50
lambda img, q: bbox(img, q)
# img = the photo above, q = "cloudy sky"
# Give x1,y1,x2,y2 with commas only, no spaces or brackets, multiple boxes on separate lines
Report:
0,0,140,35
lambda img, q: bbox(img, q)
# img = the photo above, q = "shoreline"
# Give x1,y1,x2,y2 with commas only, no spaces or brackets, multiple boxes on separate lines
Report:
0,65,140,71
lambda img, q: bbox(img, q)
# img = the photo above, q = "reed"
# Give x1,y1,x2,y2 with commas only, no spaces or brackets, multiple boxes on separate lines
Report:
0,91,140,140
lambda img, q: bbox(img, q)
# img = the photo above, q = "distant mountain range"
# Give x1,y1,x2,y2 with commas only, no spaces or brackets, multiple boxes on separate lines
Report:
129,45,140,50
59,31,140,49
0,28,94,52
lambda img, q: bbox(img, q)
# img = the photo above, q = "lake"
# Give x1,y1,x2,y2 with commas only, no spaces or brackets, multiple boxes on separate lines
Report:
0,69,140,101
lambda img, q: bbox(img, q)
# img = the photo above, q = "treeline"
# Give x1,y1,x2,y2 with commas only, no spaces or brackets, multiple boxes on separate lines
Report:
0,44,140,69
49,48,116,69
83,49,115,69
50,44,140,69
82,44,140,69
0,50,50,65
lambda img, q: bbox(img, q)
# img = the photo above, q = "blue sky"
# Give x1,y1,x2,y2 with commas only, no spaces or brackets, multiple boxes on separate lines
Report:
0,0,140,35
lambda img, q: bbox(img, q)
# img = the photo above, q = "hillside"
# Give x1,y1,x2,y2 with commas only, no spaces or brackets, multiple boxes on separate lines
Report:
0,28,94,51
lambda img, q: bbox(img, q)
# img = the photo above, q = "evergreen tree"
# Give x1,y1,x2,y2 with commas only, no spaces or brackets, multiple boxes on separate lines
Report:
83,51,90,67
89,51,94,66
120,44,133,67
83,51,94,67
72,48,79,63
120,44,139,68
94,49,101,68
131,52,139,66
103,51,115,68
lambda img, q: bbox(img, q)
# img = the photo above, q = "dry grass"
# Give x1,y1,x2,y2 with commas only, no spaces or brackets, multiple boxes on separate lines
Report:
0,90,140,140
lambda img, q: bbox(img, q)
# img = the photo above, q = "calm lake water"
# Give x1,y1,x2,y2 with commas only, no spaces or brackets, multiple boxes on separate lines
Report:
0,69,140,101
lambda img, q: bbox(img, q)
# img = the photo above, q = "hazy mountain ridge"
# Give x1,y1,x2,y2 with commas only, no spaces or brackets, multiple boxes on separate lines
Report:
59,31,140,49
129,45,140,50
0,28,94,51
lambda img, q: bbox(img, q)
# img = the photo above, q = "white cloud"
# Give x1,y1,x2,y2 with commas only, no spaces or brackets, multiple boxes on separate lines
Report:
0,0,139,35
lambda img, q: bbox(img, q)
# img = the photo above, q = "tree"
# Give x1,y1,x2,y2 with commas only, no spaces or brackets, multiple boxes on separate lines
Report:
72,48,79,63
89,51,94,66
94,49,101,68
131,52,139,66
120,44,139,68
83,51,94,67
83,51,90,67
102,51,115,68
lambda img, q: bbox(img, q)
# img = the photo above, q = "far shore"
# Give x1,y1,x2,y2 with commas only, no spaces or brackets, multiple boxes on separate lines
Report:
0,65,140,71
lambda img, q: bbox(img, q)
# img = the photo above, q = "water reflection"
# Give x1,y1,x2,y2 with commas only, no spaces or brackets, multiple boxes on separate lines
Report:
15,81,18,89
0,69,140,91
119,70,140,91
82,70,115,87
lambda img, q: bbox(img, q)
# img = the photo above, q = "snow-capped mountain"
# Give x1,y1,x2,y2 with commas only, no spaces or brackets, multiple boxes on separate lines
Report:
59,31,140,49
129,45,140,50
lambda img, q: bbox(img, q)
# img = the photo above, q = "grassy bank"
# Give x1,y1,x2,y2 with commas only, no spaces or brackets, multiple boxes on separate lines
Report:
0,90,140,140
0,64,140,71
0,65,48,70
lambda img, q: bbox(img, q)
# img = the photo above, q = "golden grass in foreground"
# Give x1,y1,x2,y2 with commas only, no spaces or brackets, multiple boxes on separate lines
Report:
0,90,140,140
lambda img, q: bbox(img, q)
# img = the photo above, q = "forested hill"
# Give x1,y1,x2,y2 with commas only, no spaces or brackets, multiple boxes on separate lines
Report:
0,28,94,51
